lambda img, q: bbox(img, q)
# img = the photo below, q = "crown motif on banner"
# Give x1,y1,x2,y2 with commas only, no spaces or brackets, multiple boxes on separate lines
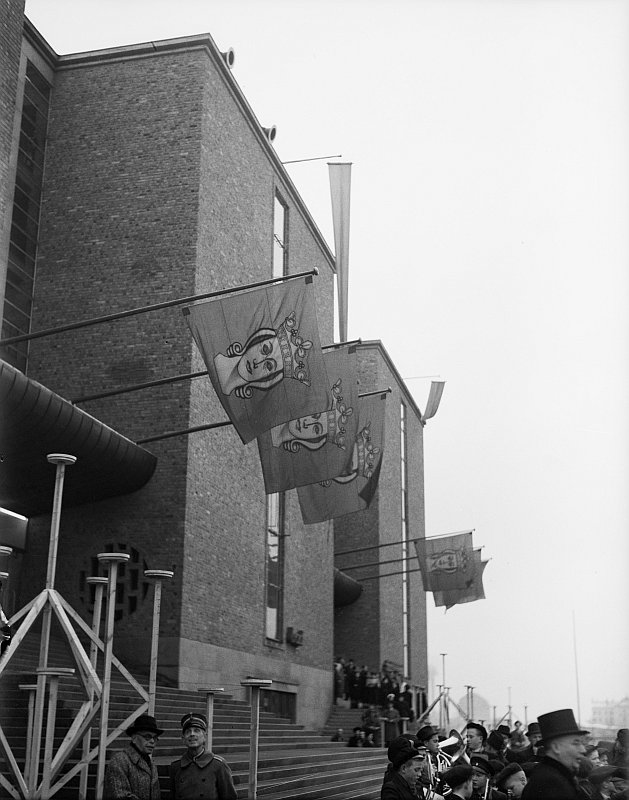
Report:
355,421,380,479
276,311,312,386
325,379,353,448
428,547,470,574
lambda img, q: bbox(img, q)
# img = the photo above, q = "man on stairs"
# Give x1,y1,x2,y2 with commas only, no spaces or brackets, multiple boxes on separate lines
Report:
169,712,237,800
104,713,163,800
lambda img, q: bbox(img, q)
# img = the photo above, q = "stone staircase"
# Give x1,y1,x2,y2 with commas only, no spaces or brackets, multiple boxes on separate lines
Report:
0,628,388,798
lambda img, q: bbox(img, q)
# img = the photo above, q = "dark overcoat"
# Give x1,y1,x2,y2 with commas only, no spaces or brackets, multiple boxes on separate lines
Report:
169,750,237,800
522,756,583,800
381,770,420,800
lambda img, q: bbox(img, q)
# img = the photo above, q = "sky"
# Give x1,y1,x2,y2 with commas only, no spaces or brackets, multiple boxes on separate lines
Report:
23,0,629,727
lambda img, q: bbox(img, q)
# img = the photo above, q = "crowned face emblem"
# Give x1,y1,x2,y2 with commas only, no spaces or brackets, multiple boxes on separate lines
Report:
270,377,353,452
427,548,469,574
213,312,314,398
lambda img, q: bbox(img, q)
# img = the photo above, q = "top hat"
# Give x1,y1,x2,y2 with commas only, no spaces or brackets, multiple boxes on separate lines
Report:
387,735,422,769
538,709,589,744
497,725,511,738
180,712,208,733
526,722,541,738
127,714,164,737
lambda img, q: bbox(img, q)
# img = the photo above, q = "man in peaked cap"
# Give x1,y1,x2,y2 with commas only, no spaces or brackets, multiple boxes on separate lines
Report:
104,712,163,799
521,709,589,800
169,712,237,800
470,754,507,800
382,736,428,799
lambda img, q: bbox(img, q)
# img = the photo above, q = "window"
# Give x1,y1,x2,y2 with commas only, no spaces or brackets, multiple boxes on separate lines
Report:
266,191,288,642
265,492,285,641
272,192,288,277
1,61,52,372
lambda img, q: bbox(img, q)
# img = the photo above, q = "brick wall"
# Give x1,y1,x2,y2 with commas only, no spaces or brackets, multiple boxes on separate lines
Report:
334,343,427,687
0,0,26,312
18,38,337,691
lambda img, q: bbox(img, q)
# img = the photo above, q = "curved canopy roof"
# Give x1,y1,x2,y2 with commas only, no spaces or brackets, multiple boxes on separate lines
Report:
0,359,157,518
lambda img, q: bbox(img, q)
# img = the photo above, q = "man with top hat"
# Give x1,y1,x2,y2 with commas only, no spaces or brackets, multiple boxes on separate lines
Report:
470,754,507,800
382,735,429,799
169,712,237,800
104,713,163,800
521,709,589,800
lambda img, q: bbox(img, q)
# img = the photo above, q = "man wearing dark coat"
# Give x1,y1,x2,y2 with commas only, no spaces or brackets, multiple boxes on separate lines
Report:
521,709,589,800
169,712,237,800
381,736,427,799
104,713,163,800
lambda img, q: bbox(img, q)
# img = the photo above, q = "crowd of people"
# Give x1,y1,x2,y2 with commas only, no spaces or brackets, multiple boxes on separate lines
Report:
334,657,419,711
379,709,629,800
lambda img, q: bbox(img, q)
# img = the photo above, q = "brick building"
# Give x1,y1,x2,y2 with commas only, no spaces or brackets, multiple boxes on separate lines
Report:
0,0,428,729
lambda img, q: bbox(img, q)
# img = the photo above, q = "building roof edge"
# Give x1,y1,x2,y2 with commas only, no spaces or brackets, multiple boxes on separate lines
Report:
356,340,425,422
22,23,337,274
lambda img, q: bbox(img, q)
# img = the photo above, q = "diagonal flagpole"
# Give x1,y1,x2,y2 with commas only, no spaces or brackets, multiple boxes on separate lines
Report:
0,268,318,348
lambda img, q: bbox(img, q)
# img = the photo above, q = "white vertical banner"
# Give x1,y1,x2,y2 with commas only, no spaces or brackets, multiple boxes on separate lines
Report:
328,162,352,342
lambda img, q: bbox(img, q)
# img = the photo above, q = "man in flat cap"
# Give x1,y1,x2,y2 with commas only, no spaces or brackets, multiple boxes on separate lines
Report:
470,754,507,800
104,712,163,800
466,724,489,758
169,712,237,800
521,709,589,800
416,725,449,795
382,735,428,799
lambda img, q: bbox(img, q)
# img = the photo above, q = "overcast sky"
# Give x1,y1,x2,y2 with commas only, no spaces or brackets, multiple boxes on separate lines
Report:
23,0,629,726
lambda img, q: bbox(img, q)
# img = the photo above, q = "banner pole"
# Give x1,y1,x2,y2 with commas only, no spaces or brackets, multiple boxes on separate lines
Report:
0,268,318,348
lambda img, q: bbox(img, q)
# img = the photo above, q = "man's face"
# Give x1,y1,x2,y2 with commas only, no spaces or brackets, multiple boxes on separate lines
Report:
548,735,587,772
503,770,527,799
467,729,484,751
529,732,542,747
426,734,440,755
587,749,601,767
472,768,489,792
132,730,159,757
183,725,206,751
400,755,426,788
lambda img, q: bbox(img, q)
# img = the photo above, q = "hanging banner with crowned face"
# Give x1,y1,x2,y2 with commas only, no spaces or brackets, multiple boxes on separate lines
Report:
432,549,487,610
297,391,387,525
414,531,475,592
257,346,359,494
183,276,329,444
